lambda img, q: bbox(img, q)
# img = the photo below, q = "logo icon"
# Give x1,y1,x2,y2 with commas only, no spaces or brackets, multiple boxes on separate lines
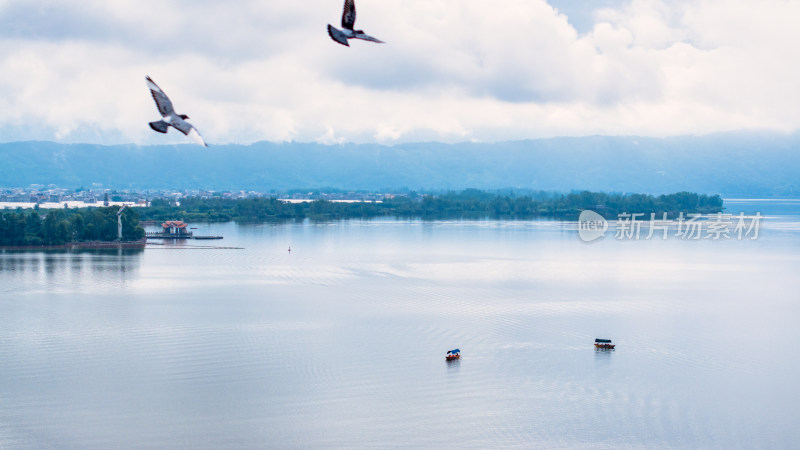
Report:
578,210,608,242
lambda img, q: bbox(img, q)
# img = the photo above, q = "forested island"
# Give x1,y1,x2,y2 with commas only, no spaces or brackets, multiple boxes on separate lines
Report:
140,190,723,222
0,207,145,246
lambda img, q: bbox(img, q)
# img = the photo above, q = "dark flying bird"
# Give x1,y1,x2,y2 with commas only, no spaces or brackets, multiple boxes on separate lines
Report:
327,0,385,47
145,75,208,147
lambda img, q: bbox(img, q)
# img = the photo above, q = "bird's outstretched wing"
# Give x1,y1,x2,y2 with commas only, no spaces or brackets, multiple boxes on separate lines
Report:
145,76,175,117
342,0,356,30
187,128,208,147
328,24,350,46
171,118,208,147
354,33,384,43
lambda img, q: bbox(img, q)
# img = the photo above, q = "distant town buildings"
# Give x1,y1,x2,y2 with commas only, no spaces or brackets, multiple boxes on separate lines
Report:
0,186,149,209
0,185,404,209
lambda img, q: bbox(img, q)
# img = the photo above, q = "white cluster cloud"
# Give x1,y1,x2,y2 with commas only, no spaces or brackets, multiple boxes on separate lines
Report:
0,0,797,145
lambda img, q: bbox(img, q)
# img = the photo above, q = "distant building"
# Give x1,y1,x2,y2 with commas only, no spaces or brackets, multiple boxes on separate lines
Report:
161,221,192,236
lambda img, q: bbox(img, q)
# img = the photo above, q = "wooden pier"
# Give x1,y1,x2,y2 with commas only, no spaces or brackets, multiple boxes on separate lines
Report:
145,232,222,240
145,220,222,240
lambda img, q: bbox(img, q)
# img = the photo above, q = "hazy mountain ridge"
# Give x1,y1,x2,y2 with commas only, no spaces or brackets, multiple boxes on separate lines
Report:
1,133,798,196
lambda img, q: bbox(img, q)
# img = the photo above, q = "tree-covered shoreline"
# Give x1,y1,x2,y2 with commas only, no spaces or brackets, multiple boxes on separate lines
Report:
0,190,723,245
0,207,145,246
140,190,724,223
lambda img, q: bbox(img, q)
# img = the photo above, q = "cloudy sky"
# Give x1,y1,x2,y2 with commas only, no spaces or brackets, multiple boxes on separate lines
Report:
0,0,798,145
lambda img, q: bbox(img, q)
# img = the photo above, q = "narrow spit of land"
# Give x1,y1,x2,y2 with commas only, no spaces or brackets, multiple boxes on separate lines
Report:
140,190,723,223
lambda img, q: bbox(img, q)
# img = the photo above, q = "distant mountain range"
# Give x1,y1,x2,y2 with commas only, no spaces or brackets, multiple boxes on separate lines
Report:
1,132,798,197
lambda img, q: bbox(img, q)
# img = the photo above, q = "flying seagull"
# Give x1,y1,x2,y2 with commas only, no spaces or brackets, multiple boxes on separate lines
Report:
145,75,208,147
327,0,384,46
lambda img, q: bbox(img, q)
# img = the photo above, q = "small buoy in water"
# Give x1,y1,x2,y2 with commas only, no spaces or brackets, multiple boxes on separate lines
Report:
288,246,291,252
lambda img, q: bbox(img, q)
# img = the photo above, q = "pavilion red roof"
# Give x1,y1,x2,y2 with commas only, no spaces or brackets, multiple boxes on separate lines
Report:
162,221,188,228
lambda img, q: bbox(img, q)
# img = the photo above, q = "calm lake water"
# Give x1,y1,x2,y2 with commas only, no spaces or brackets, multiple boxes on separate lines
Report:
2,200,800,448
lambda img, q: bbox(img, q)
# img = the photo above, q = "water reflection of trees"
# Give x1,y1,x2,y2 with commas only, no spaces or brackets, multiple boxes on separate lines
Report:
0,250,144,286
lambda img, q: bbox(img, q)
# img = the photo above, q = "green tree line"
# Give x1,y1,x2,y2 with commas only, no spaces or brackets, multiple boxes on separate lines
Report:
138,190,723,222
0,207,145,246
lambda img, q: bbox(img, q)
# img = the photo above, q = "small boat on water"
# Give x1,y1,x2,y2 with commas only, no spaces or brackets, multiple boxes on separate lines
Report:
446,349,461,361
595,338,615,349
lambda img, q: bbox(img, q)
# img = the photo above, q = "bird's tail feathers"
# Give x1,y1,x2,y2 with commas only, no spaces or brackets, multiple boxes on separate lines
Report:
149,120,169,133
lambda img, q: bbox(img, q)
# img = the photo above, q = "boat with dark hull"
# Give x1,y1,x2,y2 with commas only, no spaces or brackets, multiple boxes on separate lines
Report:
595,338,615,350
446,349,461,361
